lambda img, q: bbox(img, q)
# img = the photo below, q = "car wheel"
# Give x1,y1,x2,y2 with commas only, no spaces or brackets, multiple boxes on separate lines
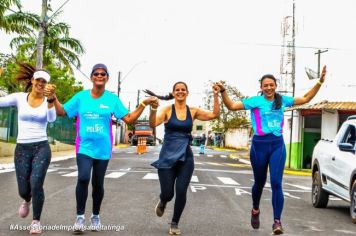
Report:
312,171,329,208
350,181,356,223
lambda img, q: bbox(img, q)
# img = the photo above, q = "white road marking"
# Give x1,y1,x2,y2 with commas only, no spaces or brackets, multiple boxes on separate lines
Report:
143,173,158,180
191,176,199,183
62,171,78,177
285,183,311,191
105,172,127,178
217,177,240,185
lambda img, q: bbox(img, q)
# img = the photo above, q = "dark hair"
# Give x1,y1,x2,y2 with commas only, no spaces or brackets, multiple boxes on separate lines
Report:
143,81,189,101
259,74,282,110
15,62,35,92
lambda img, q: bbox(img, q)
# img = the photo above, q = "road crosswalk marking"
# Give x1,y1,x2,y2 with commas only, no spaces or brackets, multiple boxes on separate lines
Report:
143,173,158,180
217,177,240,185
105,172,127,178
62,171,78,177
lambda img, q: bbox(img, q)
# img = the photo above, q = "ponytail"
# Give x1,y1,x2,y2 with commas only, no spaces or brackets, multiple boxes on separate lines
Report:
142,89,174,101
15,62,35,92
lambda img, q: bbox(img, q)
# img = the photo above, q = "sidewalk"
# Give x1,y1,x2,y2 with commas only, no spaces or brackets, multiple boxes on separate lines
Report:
0,143,132,169
214,146,312,177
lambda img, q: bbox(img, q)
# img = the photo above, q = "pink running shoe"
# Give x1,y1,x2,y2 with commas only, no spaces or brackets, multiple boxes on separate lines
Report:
18,200,31,218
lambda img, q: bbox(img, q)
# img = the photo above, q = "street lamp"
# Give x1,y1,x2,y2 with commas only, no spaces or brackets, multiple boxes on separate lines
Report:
116,60,147,145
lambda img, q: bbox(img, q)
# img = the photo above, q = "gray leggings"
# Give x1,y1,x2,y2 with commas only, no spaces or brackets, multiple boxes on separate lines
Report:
15,141,51,221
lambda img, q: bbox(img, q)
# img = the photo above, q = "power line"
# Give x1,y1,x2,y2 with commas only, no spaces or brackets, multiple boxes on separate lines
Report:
48,0,70,20
230,41,348,51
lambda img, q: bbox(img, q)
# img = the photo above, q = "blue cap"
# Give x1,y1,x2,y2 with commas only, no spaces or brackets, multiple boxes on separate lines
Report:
91,63,109,76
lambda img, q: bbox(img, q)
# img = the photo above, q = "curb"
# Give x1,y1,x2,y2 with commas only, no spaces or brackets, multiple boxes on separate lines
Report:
228,154,312,177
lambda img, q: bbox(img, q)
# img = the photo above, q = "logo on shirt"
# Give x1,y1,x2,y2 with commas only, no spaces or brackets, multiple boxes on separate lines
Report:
99,104,109,109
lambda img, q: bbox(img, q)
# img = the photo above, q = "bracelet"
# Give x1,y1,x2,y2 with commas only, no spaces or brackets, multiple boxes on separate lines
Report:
317,80,323,86
140,102,146,107
151,107,158,111
47,97,56,103
220,88,226,93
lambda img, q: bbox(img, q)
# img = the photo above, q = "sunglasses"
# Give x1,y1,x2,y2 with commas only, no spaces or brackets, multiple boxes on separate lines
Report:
93,72,107,77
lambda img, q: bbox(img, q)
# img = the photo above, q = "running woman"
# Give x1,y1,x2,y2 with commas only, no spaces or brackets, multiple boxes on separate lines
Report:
145,81,220,235
216,65,327,235
0,62,56,234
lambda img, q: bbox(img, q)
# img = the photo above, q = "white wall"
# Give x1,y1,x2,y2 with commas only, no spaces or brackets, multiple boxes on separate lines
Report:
225,128,249,149
283,111,302,145
321,110,338,140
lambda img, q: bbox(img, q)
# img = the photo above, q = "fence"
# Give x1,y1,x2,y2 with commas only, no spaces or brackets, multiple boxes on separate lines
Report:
0,107,76,144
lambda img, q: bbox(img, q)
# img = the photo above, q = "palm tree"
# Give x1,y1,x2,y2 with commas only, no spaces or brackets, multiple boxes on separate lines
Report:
9,10,85,70
0,0,38,35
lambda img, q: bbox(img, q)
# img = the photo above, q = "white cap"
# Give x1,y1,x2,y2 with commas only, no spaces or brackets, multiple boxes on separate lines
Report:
33,70,50,82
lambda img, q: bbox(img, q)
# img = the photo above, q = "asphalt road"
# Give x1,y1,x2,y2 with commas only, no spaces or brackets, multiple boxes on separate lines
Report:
0,146,355,236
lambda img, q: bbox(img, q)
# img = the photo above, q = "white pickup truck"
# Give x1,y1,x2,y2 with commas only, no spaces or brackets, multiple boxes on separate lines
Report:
312,115,356,223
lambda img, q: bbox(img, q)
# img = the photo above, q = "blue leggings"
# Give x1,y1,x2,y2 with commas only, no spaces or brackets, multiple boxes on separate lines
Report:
158,157,194,224
250,134,286,221
76,153,109,215
15,141,51,221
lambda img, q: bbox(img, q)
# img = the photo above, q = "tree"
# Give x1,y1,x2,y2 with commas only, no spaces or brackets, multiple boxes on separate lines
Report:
9,10,85,71
0,0,38,35
204,81,250,132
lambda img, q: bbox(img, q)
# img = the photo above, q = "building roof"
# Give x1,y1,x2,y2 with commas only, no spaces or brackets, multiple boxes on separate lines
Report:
286,100,356,111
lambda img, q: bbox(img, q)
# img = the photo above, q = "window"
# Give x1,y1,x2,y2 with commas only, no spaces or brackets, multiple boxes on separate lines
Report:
196,125,203,131
342,125,356,147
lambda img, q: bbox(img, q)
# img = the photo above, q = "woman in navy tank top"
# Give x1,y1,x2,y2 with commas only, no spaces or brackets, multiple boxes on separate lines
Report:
145,81,220,235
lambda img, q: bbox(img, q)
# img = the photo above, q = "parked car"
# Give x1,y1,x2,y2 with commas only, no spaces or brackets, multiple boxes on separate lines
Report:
311,115,356,223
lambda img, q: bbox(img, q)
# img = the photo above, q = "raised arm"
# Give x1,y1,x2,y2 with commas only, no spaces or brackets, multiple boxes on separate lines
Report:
44,85,67,116
294,65,327,105
149,104,169,128
122,96,157,125
194,84,220,121
215,82,244,111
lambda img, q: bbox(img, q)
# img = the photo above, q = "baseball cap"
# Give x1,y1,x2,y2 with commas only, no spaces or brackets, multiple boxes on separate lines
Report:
91,63,109,76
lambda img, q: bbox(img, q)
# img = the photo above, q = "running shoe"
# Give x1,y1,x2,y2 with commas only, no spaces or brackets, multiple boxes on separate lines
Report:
29,220,42,234
272,219,284,235
18,200,31,218
155,200,166,217
90,215,101,231
169,222,181,235
73,216,85,233
251,208,260,229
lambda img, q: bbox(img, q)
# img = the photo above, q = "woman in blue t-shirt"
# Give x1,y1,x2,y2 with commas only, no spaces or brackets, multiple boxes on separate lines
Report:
216,66,327,235
49,63,158,232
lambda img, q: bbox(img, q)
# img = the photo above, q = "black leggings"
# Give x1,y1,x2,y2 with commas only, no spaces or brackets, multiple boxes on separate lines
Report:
15,141,51,221
158,157,194,224
76,153,109,215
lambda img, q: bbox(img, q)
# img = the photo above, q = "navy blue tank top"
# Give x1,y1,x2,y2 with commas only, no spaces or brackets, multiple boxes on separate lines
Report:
164,105,193,134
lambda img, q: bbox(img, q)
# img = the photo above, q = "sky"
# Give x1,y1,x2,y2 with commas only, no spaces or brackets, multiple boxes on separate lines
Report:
1,0,356,112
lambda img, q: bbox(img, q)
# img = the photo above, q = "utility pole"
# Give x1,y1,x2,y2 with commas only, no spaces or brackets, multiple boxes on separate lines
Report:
136,90,140,108
315,49,328,77
117,71,122,97
36,0,48,69
288,0,296,168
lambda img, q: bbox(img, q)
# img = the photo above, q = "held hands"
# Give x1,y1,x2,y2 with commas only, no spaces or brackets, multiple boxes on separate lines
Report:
214,81,226,93
142,96,159,109
44,84,56,99
212,84,220,95
319,65,327,83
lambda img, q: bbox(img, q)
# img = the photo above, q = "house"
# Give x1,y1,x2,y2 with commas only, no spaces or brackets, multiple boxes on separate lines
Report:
283,101,356,169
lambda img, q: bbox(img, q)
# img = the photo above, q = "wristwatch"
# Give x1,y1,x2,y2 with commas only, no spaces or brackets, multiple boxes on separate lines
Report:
47,97,56,103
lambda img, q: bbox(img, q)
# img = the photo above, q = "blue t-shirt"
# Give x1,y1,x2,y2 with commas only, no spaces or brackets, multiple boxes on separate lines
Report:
242,95,294,136
63,90,129,160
